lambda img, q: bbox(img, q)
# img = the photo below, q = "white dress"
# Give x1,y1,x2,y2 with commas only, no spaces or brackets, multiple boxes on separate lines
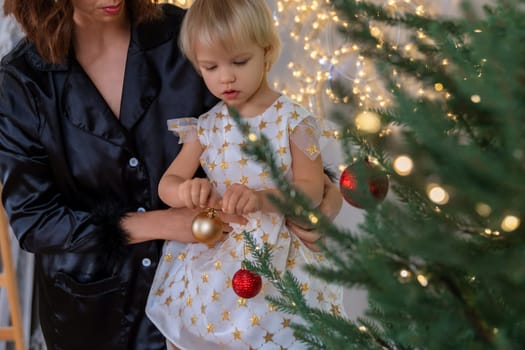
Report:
146,95,346,349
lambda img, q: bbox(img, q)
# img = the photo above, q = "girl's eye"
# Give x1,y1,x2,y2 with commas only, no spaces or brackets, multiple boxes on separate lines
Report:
233,60,248,66
202,66,217,71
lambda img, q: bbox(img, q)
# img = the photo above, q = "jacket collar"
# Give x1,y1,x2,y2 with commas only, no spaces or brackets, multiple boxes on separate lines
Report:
57,10,173,142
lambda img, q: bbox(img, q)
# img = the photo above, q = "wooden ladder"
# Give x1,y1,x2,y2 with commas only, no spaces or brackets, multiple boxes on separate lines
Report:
0,192,25,350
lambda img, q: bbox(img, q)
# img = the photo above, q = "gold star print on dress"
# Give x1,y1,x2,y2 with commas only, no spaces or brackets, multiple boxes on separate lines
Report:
146,95,346,349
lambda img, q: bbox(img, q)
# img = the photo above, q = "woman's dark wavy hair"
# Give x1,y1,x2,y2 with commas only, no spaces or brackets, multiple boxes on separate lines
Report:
3,0,161,64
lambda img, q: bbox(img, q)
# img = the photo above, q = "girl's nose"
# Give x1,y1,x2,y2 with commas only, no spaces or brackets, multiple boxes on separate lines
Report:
220,69,235,84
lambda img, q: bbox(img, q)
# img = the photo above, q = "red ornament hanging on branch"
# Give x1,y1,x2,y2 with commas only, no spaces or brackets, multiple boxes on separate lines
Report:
232,267,262,299
339,158,389,209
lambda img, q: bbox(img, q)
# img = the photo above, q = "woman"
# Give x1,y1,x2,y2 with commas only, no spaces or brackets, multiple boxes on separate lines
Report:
0,1,342,349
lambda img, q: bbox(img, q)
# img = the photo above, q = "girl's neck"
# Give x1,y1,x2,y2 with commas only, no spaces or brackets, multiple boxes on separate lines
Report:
234,79,280,118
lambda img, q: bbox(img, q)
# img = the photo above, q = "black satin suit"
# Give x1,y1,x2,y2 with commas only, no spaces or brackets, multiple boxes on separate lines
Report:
0,5,216,349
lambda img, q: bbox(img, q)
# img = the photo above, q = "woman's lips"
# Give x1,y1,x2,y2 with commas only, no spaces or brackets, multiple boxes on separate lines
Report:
102,2,122,15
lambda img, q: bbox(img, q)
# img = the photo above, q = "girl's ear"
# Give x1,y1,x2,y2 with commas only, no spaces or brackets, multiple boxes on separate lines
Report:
264,46,273,72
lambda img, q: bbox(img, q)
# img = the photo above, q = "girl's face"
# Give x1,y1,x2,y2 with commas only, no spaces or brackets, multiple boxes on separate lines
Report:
194,40,273,116
71,0,127,25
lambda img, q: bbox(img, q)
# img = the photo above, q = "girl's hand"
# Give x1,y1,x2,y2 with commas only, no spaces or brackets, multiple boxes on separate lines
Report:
214,210,249,242
221,183,261,215
178,178,218,209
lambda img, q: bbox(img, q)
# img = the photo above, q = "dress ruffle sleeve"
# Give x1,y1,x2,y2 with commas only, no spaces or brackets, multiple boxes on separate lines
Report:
166,117,199,144
290,115,321,160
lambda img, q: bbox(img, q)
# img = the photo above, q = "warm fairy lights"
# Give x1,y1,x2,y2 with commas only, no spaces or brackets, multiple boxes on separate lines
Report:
270,0,434,115
470,94,481,103
416,274,428,287
308,213,319,225
501,215,520,232
393,155,414,176
398,269,412,283
354,111,382,133
358,325,368,332
475,203,492,217
426,183,449,205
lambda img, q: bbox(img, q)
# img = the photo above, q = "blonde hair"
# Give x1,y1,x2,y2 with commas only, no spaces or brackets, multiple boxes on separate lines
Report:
180,0,281,71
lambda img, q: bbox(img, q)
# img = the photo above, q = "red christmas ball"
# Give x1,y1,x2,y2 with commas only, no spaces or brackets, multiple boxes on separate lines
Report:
339,159,389,209
232,268,262,299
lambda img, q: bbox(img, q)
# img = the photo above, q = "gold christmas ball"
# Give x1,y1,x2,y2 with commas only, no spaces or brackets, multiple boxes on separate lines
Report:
191,208,223,245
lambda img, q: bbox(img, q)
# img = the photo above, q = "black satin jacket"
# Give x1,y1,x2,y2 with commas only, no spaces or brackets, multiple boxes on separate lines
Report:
0,5,216,350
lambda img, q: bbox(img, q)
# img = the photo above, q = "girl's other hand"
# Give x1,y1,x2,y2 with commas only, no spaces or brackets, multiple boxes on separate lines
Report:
221,183,261,215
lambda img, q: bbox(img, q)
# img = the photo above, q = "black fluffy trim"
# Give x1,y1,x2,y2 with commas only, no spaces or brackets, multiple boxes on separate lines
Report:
323,167,337,183
90,198,133,254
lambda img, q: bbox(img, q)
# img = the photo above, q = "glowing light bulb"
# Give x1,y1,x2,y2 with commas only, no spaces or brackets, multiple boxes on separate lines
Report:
427,184,449,205
475,203,492,217
393,155,413,176
471,95,481,103
501,215,520,232
354,111,382,133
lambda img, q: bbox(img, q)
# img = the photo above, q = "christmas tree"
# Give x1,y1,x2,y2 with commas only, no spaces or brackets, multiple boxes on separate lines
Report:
238,0,525,349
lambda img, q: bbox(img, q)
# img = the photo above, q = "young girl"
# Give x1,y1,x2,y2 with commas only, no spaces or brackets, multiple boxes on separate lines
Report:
146,1,346,349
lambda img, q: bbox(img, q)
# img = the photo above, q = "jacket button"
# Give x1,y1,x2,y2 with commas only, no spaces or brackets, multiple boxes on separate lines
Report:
137,207,146,212
128,157,139,167
142,258,152,267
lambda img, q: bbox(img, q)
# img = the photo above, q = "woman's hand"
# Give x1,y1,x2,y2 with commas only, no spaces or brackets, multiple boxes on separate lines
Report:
286,221,323,252
122,206,247,244
318,174,343,221
287,174,342,251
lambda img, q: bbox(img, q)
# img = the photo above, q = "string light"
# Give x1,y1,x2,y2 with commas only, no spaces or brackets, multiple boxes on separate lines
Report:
393,155,414,176
354,111,382,133
501,215,520,232
416,274,429,287
270,0,444,114
398,269,412,283
475,203,492,217
426,183,449,205
308,213,319,225
470,94,481,103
